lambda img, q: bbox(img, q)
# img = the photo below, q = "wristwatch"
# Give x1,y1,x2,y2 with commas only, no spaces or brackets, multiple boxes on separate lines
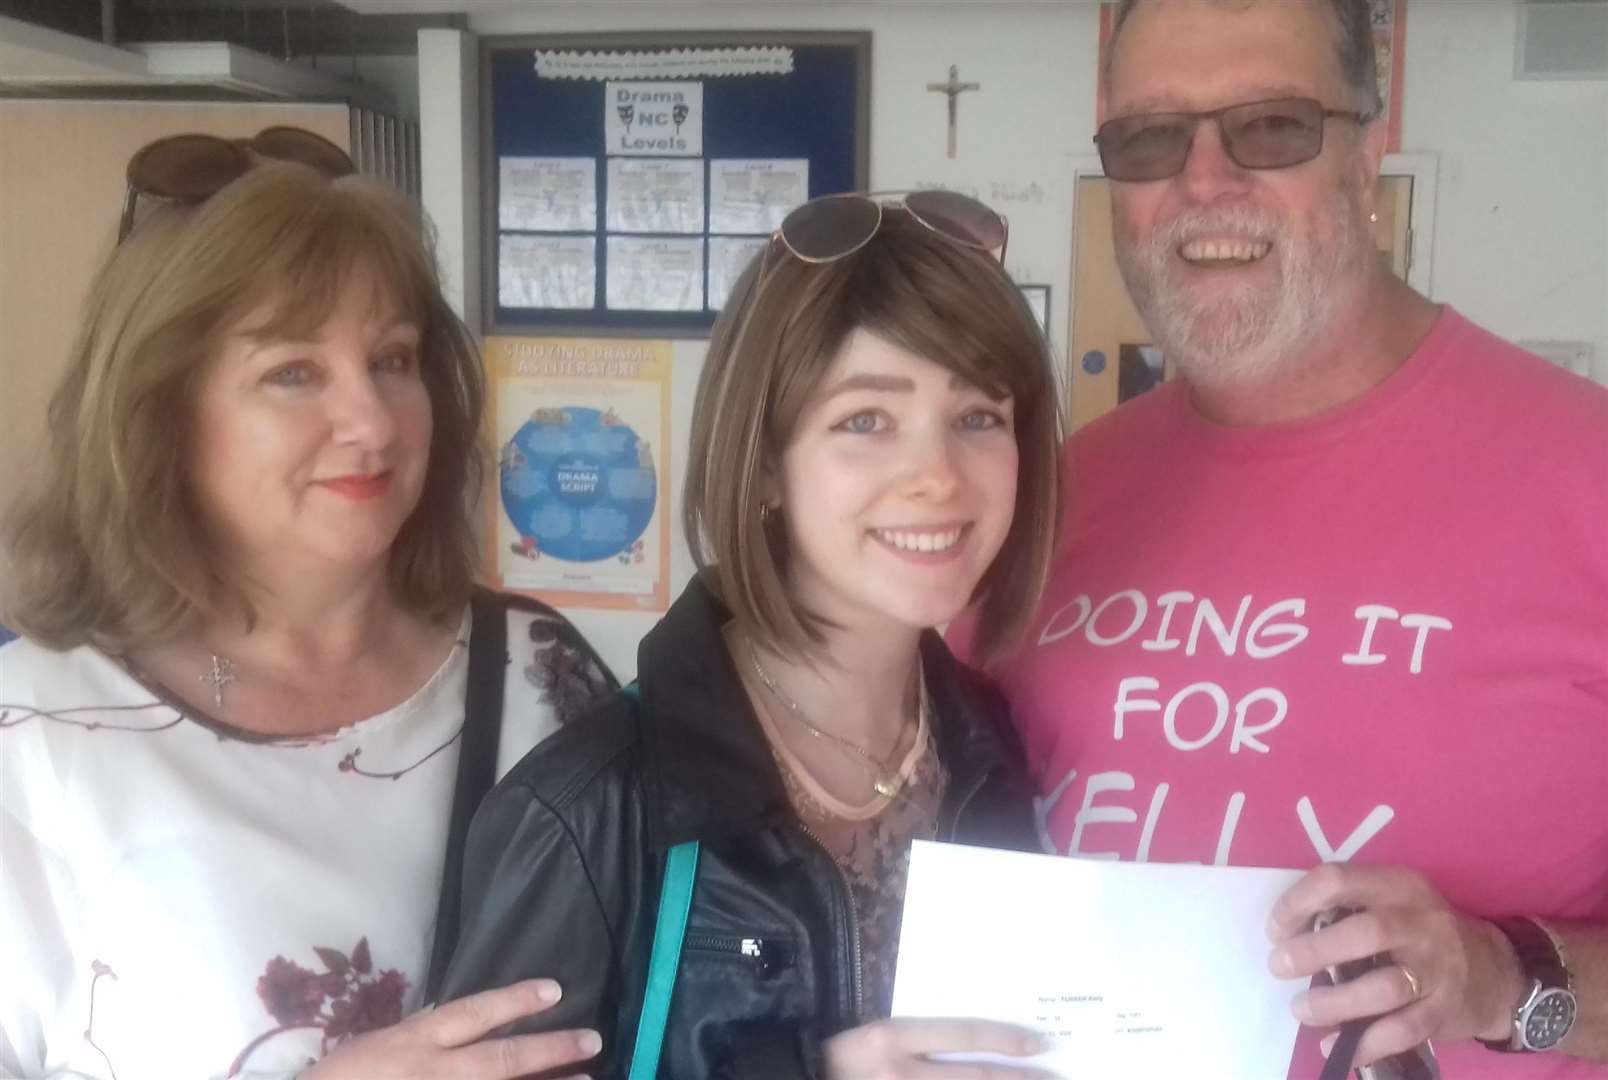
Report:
1481,916,1578,1053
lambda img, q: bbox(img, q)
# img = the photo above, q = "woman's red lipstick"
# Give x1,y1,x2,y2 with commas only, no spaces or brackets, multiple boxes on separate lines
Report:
318,472,391,500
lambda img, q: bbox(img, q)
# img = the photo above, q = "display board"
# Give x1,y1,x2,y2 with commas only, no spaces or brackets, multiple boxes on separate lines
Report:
481,33,870,337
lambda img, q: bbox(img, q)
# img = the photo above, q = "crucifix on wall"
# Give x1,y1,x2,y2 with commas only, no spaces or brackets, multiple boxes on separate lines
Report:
926,65,980,158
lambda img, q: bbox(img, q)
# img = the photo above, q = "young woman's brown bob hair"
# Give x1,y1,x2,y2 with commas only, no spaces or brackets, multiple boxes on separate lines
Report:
2,163,484,650
684,206,1063,669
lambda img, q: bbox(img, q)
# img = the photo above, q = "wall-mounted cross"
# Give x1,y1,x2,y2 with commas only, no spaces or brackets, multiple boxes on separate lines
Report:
926,65,981,159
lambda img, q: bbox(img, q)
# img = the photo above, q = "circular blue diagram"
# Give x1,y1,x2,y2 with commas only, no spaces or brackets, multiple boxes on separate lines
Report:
499,406,656,563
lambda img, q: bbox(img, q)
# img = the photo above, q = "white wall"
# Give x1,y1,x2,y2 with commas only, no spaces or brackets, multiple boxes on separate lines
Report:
419,29,480,333
418,0,1608,676
424,2,1097,678
1401,1,1608,382
466,0,1096,365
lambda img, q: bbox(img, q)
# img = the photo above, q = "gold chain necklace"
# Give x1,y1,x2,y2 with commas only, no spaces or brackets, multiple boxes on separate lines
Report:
748,648,920,801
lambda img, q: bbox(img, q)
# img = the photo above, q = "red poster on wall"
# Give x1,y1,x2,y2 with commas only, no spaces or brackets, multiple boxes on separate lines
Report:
1372,0,1409,153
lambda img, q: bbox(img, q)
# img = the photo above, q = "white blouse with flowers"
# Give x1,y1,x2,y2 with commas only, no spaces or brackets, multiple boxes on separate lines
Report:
0,605,610,1080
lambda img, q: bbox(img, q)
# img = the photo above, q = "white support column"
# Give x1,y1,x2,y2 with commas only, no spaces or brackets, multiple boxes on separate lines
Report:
418,28,480,336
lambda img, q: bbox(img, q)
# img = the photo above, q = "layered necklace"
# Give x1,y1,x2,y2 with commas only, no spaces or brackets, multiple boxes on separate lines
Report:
748,647,924,801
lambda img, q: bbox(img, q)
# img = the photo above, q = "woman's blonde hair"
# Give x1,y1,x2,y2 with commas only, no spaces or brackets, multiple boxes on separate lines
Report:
3,163,484,650
684,206,1063,669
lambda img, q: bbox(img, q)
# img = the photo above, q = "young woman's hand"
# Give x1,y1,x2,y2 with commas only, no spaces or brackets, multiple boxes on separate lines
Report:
824,1017,1055,1080
299,979,601,1080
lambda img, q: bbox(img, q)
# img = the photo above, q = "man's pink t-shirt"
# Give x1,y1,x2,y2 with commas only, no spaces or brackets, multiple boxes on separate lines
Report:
962,310,1608,1079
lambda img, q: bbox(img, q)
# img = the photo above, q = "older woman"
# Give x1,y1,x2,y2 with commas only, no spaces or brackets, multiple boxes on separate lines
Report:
1,133,611,1080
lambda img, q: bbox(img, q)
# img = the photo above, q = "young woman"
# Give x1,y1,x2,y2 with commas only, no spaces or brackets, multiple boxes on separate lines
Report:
441,193,1063,1079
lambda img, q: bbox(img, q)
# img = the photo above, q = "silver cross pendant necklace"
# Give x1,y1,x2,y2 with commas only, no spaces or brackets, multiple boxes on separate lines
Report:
199,654,237,711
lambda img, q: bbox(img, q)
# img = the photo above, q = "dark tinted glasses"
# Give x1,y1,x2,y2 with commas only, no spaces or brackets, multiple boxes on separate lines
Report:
1094,97,1372,182
775,190,1009,264
118,126,355,241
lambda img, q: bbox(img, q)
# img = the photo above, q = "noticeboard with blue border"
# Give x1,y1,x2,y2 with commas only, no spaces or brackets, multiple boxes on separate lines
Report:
481,33,870,338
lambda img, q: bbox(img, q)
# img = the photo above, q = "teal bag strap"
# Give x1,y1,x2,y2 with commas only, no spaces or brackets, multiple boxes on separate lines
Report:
622,682,701,1080
627,840,700,1080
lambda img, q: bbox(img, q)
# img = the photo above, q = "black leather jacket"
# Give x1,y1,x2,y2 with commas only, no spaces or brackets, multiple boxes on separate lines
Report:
440,574,1038,1079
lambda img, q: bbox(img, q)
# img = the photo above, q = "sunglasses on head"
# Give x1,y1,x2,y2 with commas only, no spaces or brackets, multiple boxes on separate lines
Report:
118,126,355,242
772,189,1009,266
1094,96,1373,183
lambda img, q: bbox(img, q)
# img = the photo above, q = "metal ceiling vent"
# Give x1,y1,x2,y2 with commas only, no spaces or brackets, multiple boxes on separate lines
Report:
1517,0,1608,80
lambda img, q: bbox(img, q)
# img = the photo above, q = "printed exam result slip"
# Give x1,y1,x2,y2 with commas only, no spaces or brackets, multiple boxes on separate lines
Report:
891,841,1307,1079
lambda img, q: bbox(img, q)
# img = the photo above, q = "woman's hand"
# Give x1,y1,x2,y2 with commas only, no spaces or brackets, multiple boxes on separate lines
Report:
1267,864,1523,1068
300,979,601,1080
824,1017,1055,1080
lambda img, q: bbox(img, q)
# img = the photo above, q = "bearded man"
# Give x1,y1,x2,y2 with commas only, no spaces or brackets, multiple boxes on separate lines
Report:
959,1,1608,1077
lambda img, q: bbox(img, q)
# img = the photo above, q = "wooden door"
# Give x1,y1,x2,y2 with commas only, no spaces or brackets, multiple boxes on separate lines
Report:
0,101,351,516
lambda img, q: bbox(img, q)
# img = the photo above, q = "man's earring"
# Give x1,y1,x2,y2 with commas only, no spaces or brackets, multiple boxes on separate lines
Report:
760,502,773,522
1369,211,1379,223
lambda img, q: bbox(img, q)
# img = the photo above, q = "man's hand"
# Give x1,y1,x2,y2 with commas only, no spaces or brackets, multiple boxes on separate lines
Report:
300,979,601,1080
1265,864,1525,1068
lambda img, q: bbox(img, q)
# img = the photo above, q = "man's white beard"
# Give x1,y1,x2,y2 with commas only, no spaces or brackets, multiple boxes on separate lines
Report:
1115,193,1373,389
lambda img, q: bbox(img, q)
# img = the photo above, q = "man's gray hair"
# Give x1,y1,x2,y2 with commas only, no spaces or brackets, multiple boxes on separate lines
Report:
1108,0,1384,117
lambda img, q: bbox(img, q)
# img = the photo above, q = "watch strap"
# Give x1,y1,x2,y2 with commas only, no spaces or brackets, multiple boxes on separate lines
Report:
1480,916,1573,1052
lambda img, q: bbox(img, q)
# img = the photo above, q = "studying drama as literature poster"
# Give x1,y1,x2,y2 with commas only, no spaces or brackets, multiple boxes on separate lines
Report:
486,336,671,611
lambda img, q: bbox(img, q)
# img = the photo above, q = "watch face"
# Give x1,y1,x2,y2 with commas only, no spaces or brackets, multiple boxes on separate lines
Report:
1523,988,1578,1051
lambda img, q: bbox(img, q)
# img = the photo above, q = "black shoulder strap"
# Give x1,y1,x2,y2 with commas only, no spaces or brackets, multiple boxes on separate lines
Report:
424,588,508,1002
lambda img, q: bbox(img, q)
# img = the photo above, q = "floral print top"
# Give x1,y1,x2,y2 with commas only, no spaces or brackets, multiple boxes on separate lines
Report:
763,688,949,1021
0,604,608,1080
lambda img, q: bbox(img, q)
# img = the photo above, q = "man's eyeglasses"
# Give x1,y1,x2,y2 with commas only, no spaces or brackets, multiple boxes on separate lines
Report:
773,189,1008,265
118,126,355,242
1094,97,1373,183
